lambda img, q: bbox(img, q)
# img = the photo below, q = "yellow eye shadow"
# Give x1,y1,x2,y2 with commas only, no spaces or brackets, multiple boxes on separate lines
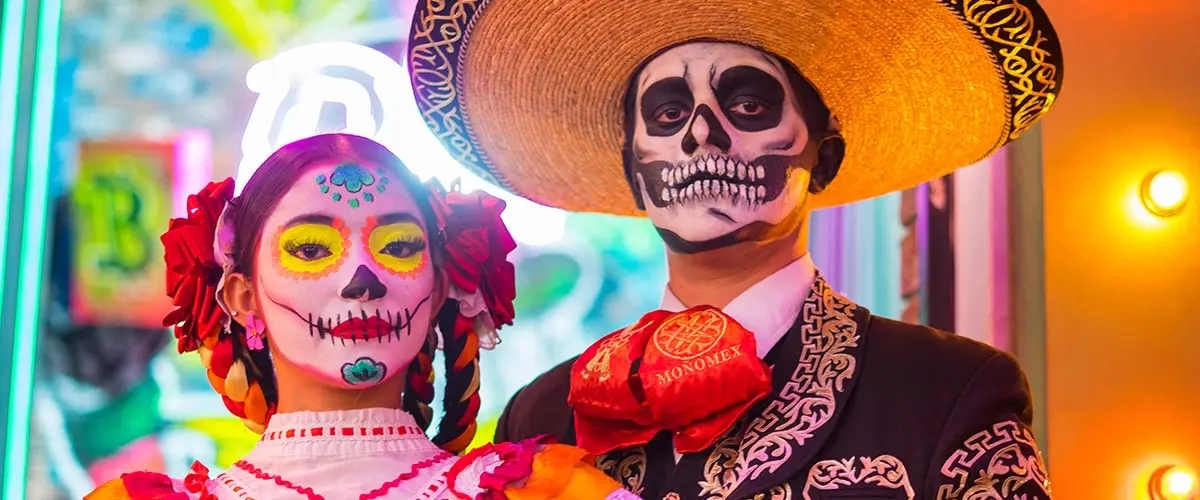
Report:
363,216,427,278
273,218,351,280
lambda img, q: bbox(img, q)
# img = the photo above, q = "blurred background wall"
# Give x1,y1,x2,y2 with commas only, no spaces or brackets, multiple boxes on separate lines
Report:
1040,1,1200,498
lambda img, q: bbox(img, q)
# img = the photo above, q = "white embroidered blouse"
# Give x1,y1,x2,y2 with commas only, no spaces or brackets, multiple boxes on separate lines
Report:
87,408,637,500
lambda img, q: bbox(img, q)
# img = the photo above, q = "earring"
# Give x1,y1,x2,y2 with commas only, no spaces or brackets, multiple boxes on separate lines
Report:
245,313,266,351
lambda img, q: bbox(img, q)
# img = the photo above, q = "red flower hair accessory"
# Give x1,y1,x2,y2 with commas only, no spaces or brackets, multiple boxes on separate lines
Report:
425,179,517,349
161,178,234,353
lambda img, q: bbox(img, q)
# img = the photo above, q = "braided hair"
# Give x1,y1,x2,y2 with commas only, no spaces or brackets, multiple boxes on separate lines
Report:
193,134,482,452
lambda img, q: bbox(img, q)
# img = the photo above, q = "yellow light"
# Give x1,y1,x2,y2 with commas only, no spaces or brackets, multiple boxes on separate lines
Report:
1141,170,1190,217
1151,465,1198,500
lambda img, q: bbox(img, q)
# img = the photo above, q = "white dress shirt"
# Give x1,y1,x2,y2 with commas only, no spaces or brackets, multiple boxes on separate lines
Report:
659,254,817,358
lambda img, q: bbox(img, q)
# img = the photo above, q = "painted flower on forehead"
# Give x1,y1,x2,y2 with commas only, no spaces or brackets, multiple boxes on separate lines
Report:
330,163,376,193
317,163,391,208
161,178,235,353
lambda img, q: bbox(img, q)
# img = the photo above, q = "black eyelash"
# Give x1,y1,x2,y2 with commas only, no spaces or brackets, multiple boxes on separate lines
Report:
382,237,427,253
282,236,331,254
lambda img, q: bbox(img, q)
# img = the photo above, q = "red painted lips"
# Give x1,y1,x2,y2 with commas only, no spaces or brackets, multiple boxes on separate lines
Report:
330,317,395,339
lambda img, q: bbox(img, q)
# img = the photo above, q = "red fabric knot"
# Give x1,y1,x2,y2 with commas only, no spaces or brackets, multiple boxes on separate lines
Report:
569,306,772,455
160,178,234,353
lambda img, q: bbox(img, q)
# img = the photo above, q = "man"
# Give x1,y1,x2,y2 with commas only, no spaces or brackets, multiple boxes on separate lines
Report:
407,1,1063,497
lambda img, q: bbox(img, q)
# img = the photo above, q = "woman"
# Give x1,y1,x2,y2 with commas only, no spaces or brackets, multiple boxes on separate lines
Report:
87,133,635,499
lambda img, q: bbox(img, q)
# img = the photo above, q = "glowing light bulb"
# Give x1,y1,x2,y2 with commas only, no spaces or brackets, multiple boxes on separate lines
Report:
1167,468,1197,497
1150,464,1198,500
1141,170,1189,217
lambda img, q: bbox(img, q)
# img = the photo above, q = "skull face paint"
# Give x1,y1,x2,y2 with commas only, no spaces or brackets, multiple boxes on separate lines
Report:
630,42,814,250
255,161,436,388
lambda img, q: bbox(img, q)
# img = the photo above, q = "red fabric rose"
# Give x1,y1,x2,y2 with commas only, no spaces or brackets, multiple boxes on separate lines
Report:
429,185,517,329
161,178,234,353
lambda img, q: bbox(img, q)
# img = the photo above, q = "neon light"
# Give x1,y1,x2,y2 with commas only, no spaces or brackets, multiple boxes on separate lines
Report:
174,129,214,217
237,41,566,246
6,0,63,496
0,0,29,395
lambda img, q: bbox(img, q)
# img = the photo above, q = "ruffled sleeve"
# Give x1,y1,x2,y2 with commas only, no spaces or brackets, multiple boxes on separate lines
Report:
445,436,637,500
84,462,216,500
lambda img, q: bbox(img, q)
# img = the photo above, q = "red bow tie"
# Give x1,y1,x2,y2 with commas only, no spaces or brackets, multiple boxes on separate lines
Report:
568,306,772,455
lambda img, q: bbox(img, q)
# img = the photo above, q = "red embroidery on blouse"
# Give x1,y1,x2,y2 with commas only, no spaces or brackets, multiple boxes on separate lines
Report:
259,425,421,441
232,452,452,500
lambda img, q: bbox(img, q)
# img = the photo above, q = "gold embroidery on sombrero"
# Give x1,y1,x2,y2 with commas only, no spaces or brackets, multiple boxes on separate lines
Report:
936,420,1052,499
803,455,914,499
596,447,647,496
408,0,506,188
942,0,1060,142
698,278,859,499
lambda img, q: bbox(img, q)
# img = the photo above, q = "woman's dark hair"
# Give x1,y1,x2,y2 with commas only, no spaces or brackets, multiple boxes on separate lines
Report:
225,133,479,452
619,40,836,208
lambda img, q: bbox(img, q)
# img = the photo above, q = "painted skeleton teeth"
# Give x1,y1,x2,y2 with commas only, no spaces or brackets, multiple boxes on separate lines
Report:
737,164,747,180
757,185,766,198
739,185,748,198
756,166,766,179
662,188,671,202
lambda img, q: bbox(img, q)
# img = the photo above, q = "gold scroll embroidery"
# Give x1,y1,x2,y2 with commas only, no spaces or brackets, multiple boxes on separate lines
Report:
945,0,1060,141
597,447,646,496
698,278,859,499
803,455,914,499
408,0,506,188
936,420,1052,499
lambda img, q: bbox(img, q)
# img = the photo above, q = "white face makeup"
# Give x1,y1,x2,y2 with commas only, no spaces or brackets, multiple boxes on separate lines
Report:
254,161,435,388
630,42,814,249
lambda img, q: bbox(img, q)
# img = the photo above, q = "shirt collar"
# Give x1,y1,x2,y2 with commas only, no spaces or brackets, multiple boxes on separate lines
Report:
659,254,816,358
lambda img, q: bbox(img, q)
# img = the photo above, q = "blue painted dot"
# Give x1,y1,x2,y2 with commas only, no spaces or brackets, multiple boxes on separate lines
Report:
349,198,360,209
320,185,329,194
377,185,386,193
364,192,375,202
380,176,390,185
316,174,327,184
332,193,342,201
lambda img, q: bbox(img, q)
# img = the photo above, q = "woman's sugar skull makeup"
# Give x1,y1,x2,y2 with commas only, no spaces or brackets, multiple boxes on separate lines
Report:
255,162,435,388
628,42,816,252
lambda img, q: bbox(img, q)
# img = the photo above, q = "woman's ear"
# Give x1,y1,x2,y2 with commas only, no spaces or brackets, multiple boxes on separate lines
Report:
222,273,256,327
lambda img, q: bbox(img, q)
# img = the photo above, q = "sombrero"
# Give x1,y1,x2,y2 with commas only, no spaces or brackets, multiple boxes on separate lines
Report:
407,0,1063,216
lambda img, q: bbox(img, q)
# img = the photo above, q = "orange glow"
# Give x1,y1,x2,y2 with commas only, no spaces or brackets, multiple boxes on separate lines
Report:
1040,0,1200,498
1142,170,1189,217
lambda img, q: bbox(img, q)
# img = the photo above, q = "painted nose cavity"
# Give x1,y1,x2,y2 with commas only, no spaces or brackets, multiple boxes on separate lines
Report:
341,265,388,301
682,104,732,155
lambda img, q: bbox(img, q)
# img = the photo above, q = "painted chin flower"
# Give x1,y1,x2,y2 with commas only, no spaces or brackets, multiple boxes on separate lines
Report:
342,356,387,384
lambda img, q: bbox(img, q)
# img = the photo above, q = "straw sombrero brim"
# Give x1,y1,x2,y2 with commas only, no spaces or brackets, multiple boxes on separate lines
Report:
408,0,1063,216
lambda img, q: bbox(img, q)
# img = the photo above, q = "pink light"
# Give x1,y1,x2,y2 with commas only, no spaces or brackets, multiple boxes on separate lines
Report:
173,129,213,217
